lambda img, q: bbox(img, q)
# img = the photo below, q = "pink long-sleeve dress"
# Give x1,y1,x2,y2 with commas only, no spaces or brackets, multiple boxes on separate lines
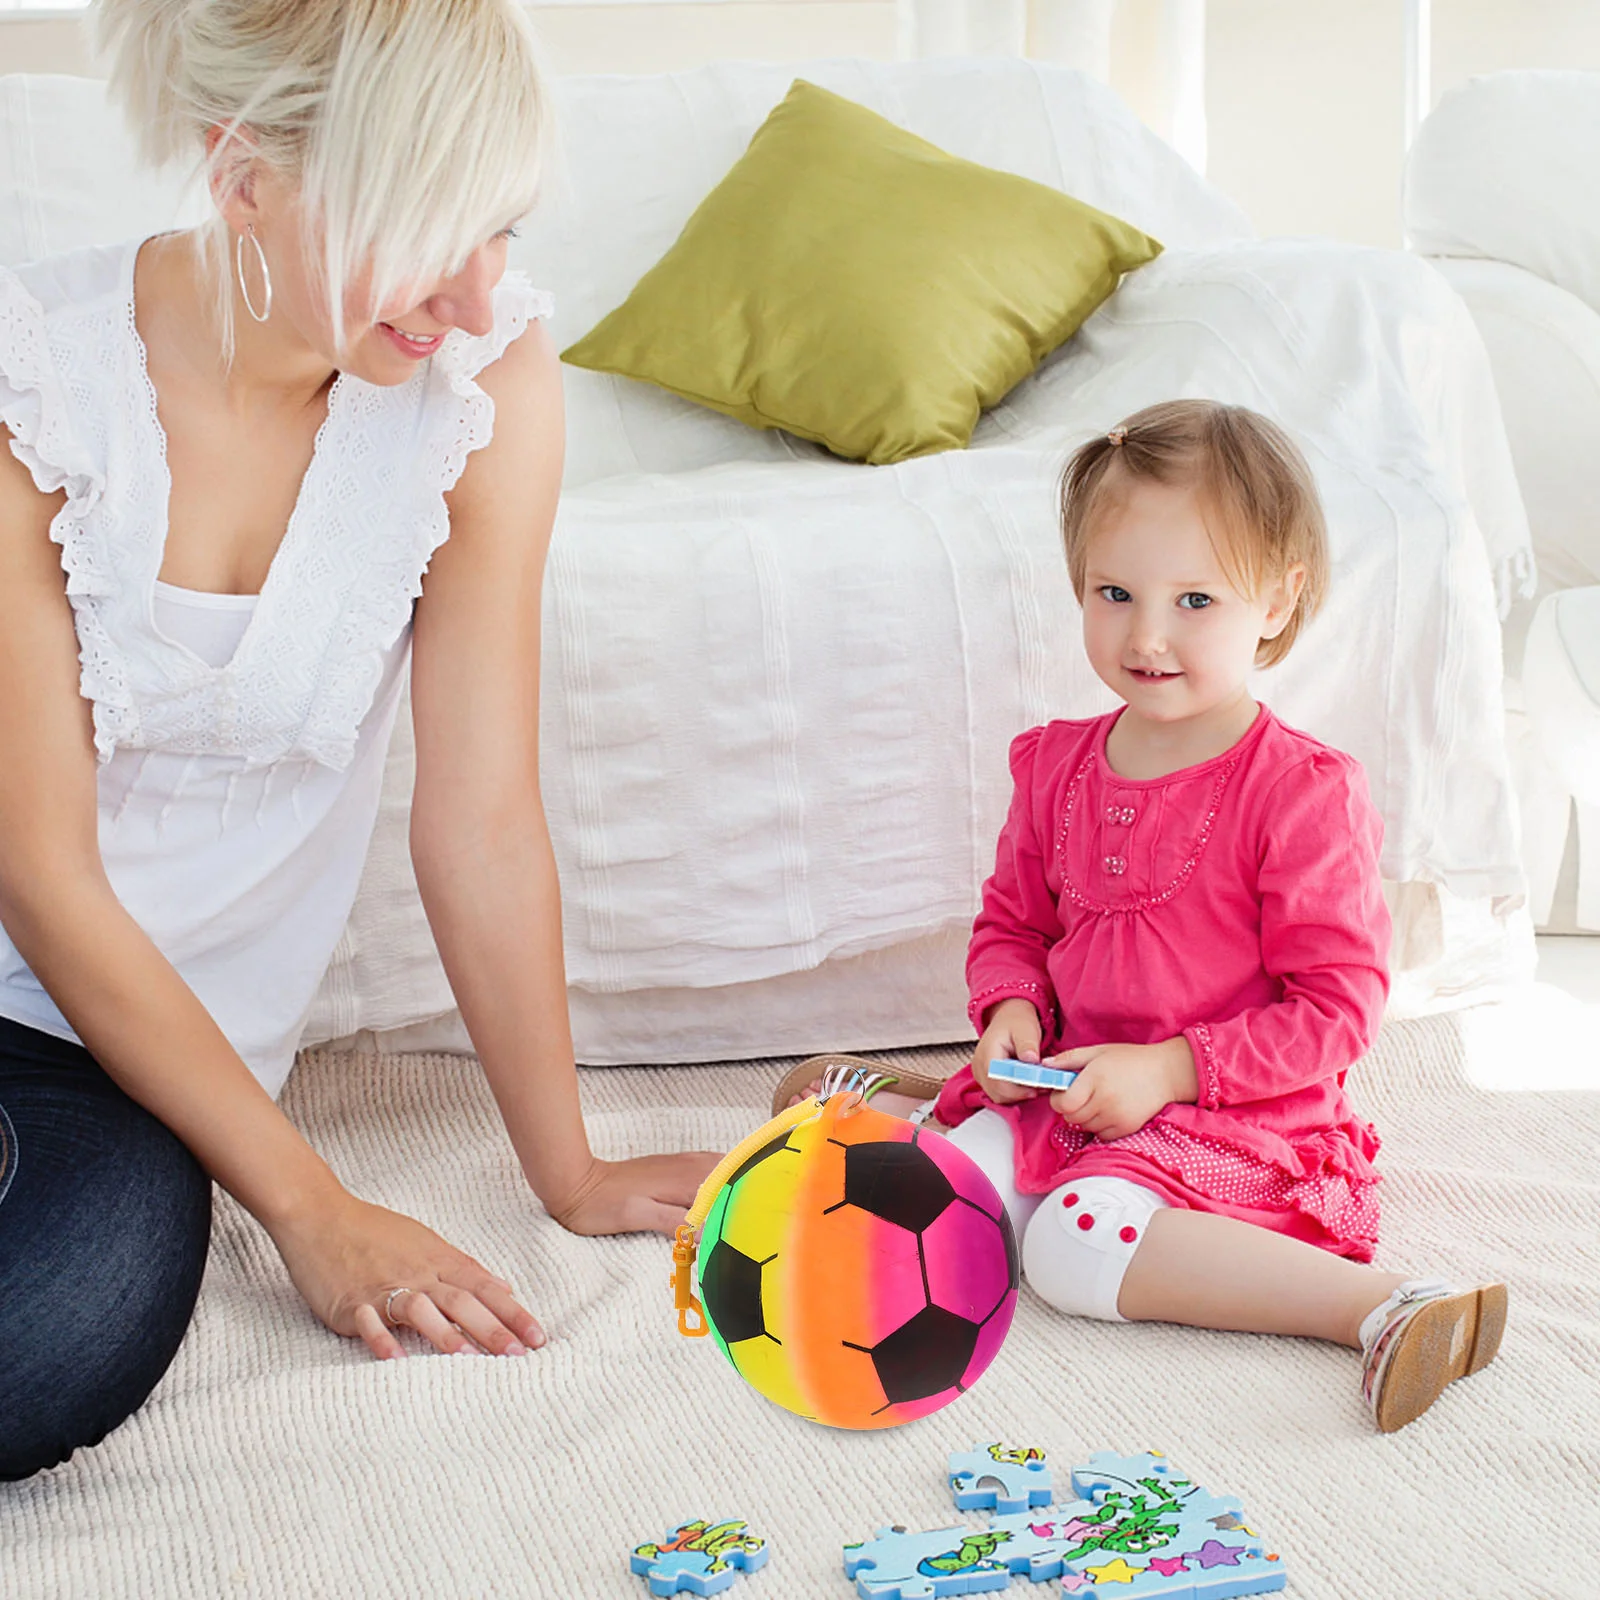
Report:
932,704,1391,1261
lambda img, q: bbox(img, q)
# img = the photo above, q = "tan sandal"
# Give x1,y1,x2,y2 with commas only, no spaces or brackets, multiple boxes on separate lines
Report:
768,1053,955,1119
1360,1278,1508,1433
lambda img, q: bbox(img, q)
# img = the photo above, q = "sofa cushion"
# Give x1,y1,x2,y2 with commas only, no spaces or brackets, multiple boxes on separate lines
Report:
561,79,1161,465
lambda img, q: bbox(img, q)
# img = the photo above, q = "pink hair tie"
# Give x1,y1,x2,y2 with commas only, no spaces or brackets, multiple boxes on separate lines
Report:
1106,427,1128,446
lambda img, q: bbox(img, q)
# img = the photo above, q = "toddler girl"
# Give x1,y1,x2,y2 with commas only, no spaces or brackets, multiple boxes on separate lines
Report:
844,399,1504,1431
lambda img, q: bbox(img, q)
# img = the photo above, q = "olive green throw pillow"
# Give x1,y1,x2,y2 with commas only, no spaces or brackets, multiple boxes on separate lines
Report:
561,80,1163,465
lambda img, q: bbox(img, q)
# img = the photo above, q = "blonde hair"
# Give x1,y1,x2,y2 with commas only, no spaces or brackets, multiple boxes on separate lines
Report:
1058,399,1329,668
94,0,550,359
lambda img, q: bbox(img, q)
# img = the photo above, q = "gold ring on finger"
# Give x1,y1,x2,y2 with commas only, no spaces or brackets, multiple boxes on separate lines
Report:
383,1286,415,1327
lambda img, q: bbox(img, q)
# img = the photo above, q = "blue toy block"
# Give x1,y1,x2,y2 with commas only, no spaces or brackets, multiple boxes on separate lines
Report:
630,1518,769,1597
986,1059,1079,1093
843,1524,1014,1600
1055,1454,1286,1599
948,1442,1054,1512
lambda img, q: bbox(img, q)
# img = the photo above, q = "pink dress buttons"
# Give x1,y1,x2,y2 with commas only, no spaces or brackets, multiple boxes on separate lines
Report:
1105,804,1137,826
1103,855,1127,875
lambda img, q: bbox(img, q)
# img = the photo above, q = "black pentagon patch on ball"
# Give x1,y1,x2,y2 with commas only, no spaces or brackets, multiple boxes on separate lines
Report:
867,1304,979,1404
841,1138,956,1233
699,1238,767,1345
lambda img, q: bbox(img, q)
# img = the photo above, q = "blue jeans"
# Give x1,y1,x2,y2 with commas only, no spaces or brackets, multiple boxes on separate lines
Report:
0,1015,211,1480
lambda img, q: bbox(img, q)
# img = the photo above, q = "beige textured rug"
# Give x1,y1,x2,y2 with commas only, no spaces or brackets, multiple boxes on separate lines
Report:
4,1019,1597,1600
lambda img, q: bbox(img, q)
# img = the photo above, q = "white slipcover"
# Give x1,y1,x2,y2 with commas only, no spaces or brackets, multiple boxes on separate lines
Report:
0,61,1536,1061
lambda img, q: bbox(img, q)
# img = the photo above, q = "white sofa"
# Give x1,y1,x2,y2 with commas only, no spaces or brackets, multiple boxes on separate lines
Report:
1,60,1537,1064
1406,69,1600,932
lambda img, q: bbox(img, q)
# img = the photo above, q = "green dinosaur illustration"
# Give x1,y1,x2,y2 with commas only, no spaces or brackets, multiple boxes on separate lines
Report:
919,1529,1012,1576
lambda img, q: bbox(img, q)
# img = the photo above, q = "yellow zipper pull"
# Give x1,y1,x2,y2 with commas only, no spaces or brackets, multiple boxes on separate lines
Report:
671,1223,707,1337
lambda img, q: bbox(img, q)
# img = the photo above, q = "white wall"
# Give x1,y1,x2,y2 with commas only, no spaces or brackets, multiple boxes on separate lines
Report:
1,16,96,73
6,0,1600,247
1207,0,1600,247
1205,0,1404,246
530,0,897,73
0,3,900,77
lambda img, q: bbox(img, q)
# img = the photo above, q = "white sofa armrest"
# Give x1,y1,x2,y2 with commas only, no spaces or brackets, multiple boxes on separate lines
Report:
1405,71,1600,317
1428,257,1600,597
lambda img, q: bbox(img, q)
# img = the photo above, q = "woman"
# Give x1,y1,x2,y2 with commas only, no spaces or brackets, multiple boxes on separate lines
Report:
0,0,714,1480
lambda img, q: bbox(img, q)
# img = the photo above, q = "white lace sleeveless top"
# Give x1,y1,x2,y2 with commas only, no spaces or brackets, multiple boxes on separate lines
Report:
0,238,553,1095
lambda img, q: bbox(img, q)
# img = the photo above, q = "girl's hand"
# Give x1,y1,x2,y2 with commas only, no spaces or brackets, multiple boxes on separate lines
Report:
544,1151,721,1238
268,1191,544,1362
972,997,1046,1105
1047,1037,1199,1141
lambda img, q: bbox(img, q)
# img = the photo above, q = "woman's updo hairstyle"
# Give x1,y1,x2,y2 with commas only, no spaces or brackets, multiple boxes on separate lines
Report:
94,0,550,358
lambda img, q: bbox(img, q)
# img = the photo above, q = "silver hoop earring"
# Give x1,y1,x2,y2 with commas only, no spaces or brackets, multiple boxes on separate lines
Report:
235,225,273,323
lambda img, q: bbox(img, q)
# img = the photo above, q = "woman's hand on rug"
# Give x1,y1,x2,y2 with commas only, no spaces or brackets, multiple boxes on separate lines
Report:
270,1191,545,1361
972,998,1044,1105
544,1151,720,1237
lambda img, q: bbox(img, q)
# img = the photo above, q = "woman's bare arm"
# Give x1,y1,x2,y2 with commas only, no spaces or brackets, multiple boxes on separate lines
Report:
411,321,716,1233
0,437,539,1358
0,440,343,1230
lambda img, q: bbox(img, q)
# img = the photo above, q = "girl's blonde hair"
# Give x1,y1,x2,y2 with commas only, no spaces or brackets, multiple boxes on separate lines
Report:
95,0,550,360
1059,399,1329,668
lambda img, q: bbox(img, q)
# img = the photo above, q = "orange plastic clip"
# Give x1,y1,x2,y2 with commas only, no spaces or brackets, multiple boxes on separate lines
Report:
671,1223,708,1337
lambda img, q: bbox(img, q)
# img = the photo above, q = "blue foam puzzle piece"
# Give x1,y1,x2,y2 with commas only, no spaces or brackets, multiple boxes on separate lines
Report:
843,1524,1014,1600
983,1459,1238,1588
1056,1454,1286,1599
630,1519,769,1596
948,1442,1054,1512
985,1059,1079,1092
982,1509,1100,1583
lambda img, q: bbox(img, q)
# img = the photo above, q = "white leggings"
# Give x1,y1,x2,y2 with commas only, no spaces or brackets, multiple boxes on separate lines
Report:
944,1109,1168,1323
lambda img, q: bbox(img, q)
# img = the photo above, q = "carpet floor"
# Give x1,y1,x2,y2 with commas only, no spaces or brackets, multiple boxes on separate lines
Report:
3,1018,1596,1599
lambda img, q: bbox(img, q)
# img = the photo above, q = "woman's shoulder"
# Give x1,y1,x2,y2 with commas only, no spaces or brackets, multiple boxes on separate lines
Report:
1,241,138,510
431,271,554,395
414,271,558,520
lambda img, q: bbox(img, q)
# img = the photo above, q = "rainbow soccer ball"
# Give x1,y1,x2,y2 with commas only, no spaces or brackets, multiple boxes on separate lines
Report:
694,1096,1020,1429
